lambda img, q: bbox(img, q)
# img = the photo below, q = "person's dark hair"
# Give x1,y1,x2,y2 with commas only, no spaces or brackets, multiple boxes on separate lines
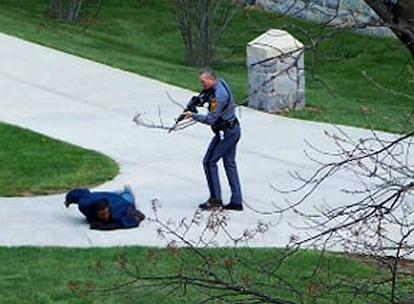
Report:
200,67,217,79
95,199,109,211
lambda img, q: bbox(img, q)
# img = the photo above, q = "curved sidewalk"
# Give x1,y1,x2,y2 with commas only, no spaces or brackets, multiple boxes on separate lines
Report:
0,33,399,248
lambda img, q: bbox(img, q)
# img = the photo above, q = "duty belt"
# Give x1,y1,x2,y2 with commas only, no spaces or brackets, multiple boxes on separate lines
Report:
212,118,239,133
226,118,239,129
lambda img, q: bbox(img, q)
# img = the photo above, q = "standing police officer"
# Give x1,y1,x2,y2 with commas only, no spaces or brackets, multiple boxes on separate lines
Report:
184,68,243,211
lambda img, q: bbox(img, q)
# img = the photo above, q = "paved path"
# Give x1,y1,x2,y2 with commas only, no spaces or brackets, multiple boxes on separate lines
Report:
0,33,400,248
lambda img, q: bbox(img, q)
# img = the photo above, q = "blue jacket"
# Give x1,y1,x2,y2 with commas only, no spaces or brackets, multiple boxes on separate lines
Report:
65,188,142,229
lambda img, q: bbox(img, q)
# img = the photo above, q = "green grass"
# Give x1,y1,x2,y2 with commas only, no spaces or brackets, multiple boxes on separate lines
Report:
0,246,407,304
0,122,118,196
0,0,412,133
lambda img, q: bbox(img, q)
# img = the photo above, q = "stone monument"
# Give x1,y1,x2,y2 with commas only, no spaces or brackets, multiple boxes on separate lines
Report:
247,29,305,112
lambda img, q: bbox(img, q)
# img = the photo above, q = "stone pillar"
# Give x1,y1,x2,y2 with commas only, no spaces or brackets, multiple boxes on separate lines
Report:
247,29,305,112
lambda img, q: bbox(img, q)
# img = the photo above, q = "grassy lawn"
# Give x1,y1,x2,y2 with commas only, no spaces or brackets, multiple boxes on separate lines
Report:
1,246,407,304
0,0,412,133
0,122,118,196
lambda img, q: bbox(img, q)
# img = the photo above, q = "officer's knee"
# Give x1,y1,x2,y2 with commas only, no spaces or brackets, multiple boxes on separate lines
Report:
203,157,217,169
223,158,236,168
203,159,212,171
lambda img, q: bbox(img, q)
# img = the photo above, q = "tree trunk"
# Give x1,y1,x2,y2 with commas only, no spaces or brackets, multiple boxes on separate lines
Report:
175,0,238,67
49,0,63,19
47,0,101,23
67,0,83,22
364,0,414,59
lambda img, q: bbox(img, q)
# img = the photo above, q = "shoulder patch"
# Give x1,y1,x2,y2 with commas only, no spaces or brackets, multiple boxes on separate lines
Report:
210,98,218,111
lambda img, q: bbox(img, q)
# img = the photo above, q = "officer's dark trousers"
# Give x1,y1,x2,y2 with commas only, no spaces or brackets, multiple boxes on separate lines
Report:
203,124,242,205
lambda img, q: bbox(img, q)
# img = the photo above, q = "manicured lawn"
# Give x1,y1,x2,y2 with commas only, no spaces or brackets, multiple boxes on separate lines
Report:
0,122,118,196
0,246,405,304
0,0,412,133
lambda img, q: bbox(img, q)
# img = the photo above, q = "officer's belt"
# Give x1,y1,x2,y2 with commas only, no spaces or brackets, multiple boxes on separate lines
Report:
226,118,239,129
213,118,239,133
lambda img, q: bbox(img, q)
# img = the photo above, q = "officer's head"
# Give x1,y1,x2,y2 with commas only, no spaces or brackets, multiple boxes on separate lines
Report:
95,199,111,222
199,67,217,90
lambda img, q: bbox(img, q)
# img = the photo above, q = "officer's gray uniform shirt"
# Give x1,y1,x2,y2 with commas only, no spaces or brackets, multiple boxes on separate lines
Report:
192,79,236,125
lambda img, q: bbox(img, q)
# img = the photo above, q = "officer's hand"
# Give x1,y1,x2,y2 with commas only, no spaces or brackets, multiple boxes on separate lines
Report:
183,111,192,120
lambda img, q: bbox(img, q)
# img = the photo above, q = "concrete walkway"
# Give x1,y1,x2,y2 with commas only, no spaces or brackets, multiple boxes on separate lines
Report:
0,33,399,248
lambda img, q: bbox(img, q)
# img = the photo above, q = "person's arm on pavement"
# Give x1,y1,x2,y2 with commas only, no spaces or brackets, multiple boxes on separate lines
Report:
119,208,146,229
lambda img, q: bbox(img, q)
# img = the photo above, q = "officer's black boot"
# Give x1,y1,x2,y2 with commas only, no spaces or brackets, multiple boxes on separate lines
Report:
198,198,223,211
223,202,243,211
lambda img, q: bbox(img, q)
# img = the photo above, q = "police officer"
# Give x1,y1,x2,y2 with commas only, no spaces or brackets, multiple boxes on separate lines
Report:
184,68,243,211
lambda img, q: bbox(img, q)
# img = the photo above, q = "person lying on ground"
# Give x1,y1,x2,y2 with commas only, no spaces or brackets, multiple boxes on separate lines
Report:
64,185,145,230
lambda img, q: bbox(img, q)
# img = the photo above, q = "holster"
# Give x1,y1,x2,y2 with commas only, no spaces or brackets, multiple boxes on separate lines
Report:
212,118,239,133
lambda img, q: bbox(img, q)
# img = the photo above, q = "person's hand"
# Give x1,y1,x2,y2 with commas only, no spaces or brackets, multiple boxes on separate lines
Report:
183,111,192,120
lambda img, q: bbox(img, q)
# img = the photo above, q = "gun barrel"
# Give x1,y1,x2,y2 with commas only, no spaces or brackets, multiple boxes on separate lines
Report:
169,96,200,133
177,113,186,122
